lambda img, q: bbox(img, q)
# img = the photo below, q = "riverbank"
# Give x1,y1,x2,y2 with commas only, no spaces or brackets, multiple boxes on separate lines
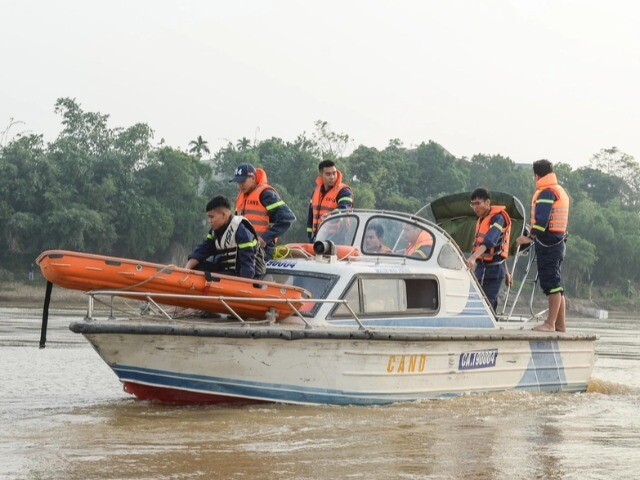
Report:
0,280,86,308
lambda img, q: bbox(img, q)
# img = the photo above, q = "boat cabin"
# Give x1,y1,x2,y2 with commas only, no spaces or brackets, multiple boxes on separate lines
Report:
265,210,496,329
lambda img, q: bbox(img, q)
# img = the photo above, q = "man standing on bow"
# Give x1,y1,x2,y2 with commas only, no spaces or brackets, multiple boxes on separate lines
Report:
465,188,513,312
231,163,296,260
516,160,570,332
306,159,353,242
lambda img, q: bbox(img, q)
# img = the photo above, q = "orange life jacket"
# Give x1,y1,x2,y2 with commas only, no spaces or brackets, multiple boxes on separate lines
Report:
310,169,352,235
235,168,277,235
405,230,433,259
472,205,511,261
530,173,570,234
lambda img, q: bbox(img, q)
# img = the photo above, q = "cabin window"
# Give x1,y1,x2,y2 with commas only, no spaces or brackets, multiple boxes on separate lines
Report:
338,280,361,315
315,215,359,246
362,217,435,260
362,278,406,313
333,276,439,317
405,278,439,309
263,270,338,316
437,243,464,270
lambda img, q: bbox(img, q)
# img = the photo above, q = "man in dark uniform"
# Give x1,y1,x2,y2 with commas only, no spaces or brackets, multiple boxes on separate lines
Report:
465,188,512,311
516,160,570,332
307,159,353,242
185,196,265,279
231,163,296,260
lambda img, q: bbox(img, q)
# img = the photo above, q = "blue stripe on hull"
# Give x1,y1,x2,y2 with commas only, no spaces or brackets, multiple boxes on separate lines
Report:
329,316,494,328
516,340,569,392
114,365,409,405
113,352,581,406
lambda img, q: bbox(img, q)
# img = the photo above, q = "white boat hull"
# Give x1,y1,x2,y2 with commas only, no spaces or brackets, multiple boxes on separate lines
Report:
77,323,596,405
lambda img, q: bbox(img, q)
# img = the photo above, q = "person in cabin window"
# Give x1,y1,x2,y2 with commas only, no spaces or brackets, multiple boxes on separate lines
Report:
231,163,296,260
364,224,393,254
516,159,570,332
306,159,353,242
402,224,433,259
465,188,513,312
185,196,265,279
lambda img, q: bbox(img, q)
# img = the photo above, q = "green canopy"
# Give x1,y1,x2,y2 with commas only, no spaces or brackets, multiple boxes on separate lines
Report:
428,191,526,255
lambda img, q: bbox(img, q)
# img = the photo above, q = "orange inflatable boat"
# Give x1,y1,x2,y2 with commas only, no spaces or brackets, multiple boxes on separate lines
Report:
37,250,310,319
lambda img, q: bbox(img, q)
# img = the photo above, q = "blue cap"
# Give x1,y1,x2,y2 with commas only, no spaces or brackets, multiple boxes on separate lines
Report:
230,163,257,183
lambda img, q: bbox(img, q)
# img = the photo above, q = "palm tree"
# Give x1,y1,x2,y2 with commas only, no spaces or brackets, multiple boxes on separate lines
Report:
188,135,210,159
237,137,251,152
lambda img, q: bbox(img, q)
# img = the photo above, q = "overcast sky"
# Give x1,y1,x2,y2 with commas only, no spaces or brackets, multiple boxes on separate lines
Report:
2,0,638,168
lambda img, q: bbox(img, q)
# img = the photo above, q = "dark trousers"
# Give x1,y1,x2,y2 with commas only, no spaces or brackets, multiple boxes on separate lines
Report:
535,240,566,295
264,243,275,261
474,262,505,311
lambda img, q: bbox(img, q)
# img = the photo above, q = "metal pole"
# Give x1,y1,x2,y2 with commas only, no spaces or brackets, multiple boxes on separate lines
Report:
39,281,53,349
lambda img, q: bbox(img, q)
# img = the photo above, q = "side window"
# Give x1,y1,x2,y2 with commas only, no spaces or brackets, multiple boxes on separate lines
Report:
263,271,338,316
332,276,439,317
334,279,361,316
437,243,464,270
362,278,406,313
406,279,438,310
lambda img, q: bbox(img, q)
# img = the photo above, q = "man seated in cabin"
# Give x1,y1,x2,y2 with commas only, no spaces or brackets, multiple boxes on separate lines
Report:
185,196,266,279
363,224,393,254
401,224,433,259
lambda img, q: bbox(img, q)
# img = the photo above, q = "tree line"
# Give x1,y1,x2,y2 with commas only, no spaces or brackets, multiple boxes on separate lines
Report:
2,98,639,300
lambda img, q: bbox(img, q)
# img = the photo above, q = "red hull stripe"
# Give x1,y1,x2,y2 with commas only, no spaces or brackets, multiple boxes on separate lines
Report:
123,382,266,405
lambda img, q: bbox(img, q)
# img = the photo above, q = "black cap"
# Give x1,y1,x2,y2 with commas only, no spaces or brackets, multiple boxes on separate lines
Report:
230,163,257,182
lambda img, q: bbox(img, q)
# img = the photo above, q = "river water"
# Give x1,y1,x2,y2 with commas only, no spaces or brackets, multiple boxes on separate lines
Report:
1,307,639,479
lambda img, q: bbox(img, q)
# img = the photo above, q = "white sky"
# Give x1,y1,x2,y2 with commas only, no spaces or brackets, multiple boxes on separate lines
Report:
1,0,639,168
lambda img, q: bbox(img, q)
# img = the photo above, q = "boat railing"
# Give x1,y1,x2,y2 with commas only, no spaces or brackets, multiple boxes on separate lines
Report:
84,290,369,332
496,246,549,323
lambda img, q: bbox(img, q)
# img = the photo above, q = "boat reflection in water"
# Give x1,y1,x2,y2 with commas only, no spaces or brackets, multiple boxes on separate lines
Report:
37,209,597,405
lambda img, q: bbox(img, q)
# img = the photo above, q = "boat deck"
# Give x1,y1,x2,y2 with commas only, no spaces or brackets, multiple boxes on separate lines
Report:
70,314,597,342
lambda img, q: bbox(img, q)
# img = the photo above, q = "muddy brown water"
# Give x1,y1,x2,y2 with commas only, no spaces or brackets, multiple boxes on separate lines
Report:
1,307,639,479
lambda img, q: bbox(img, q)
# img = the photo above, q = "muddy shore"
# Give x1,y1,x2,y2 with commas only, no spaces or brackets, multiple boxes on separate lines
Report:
1,281,86,309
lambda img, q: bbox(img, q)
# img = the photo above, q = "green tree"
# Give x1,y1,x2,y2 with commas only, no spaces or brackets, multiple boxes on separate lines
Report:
564,235,597,297
312,120,351,159
468,154,530,205
571,167,625,205
236,137,251,151
590,147,640,206
408,141,469,203
188,135,210,159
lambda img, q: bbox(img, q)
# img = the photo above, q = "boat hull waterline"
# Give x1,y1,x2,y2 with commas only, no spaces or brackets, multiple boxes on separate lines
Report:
73,322,596,406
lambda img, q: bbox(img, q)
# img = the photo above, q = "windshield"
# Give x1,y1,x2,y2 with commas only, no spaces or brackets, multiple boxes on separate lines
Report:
263,270,339,316
362,216,435,260
315,215,359,246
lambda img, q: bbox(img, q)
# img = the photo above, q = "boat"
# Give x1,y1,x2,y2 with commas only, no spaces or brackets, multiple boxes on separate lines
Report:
36,250,310,320
46,209,597,406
